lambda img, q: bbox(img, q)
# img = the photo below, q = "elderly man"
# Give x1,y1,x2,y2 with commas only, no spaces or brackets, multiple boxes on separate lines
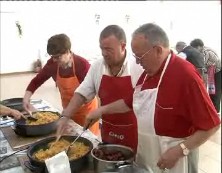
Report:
84,23,221,173
56,25,144,152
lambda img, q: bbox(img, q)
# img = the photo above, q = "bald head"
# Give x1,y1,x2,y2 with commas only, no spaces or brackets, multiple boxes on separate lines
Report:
176,41,187,53
132,23,169,48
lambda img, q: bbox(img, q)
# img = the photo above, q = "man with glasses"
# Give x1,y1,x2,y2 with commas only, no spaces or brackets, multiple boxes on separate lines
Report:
133,47,153,61
56,25,144,152
23,33,99,136
84,23,220,173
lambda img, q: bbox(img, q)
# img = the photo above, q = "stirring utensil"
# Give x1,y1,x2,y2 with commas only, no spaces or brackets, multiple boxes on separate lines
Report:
66,131,85,154
49,135,61,149
26,111,38,121
22,113,38,121
66,123,91,154
20,114,28,120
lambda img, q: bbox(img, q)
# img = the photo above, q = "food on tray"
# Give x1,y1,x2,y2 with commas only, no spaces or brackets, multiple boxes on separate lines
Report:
33,139,90,161
26,112,59,125
93,148,126,161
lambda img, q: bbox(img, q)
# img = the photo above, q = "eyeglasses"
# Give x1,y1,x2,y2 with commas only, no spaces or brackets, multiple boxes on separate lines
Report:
50,50,71,59
132,47,153,60
51,54,63,59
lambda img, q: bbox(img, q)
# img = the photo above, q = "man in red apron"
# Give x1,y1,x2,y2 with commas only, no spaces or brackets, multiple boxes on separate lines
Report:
57,25,144,152
23,34,99,135
84,23,221,173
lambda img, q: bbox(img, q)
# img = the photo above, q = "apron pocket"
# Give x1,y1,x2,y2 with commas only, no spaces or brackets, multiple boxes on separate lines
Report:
155,102,177,132
101,121,138,152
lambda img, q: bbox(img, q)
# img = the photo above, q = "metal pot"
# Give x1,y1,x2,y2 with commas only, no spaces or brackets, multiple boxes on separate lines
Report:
91,144,135,173
13,111,61,136
26,135,93,173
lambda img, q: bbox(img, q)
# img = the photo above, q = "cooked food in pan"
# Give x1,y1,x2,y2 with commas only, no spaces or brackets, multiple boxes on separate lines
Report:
33,139,90,161
93,148,126,161
26,111,59,125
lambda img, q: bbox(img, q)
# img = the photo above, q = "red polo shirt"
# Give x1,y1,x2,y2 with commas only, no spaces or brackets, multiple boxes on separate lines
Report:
125,53,220,138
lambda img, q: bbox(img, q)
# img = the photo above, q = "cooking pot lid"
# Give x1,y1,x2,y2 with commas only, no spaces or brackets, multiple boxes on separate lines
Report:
1,98,24,112
1,98,23,106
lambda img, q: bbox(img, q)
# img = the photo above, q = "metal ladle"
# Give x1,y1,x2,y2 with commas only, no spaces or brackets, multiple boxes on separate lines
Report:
23,111,38,121
66,123,91,154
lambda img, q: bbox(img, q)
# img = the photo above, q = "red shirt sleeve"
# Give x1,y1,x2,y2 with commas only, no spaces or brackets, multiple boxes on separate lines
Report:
26,54,90,93
26,58,56,93
123,94,133,108
184,73,221,131
123,71,147,109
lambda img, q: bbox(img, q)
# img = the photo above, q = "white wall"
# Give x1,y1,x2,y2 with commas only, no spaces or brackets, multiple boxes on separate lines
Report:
0,1,221,74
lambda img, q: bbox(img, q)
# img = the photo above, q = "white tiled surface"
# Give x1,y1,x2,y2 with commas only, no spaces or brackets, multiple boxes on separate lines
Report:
198,125,221,173
0,72,221,173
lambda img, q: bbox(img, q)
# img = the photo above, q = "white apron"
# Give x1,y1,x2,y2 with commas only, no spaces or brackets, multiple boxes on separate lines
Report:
133,55,188,173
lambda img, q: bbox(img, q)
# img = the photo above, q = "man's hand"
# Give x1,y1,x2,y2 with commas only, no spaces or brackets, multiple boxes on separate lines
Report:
84,108,103,130
23,91,36,112
9,109,23,120
56,116,70,137
0,105,23,120
23,99,36,112
157,145,183,170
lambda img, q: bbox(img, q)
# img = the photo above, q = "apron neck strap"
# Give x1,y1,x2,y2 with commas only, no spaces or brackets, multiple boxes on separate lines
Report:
140,53,171,88
56,55,75,76
157,53,171,88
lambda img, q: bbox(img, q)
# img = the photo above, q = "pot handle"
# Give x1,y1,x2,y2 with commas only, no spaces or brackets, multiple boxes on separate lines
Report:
115,160,132,168
11,125,15,130
95,140,110,146
24,161,43,172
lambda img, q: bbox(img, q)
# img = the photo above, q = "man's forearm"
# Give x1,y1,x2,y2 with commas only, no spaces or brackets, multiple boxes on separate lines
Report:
101,99,131,115
0,105,12,115
23,91,33,101
183,124,220,150
62,92,86,118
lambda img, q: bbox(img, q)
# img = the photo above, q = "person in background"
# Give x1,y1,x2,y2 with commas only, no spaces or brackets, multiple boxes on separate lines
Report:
190,39,221,114
0,104,23,120
175,41,187,60
84,23,221,173
56,25,144,152
22,33,99,136
175,41,206,86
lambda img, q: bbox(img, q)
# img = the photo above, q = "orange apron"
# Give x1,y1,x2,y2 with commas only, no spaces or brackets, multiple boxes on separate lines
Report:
56,59,99,136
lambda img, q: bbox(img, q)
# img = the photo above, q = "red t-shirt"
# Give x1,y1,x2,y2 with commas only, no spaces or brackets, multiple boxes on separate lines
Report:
26,53,90,93
125,53,220,138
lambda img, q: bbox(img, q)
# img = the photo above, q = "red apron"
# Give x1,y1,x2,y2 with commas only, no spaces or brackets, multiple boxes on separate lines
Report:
56,59,99,136
98,75,138,152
